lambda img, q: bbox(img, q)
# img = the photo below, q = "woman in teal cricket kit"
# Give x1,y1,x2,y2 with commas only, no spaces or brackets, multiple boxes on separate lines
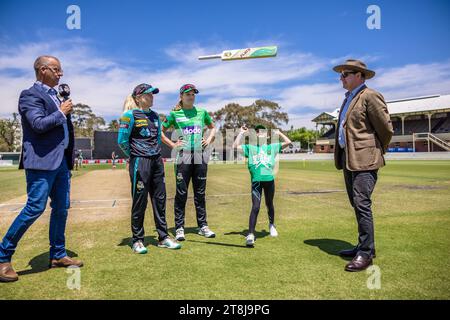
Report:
233,124,292,247
118,83,181,254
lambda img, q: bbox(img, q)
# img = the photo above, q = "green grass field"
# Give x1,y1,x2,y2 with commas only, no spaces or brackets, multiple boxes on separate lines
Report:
0,160,449,299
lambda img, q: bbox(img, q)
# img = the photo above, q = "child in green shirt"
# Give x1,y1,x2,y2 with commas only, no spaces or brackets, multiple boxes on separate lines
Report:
233,124,292,247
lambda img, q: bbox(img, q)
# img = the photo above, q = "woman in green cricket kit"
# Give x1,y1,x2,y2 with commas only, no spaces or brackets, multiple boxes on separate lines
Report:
118,83,181,254
233,124,292,247
161,84,217,241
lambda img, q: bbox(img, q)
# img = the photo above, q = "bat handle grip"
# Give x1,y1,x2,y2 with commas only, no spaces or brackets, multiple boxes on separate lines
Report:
198,54,221,60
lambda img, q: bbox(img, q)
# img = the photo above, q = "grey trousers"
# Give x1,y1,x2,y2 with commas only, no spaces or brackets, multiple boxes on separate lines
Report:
340,148,378,258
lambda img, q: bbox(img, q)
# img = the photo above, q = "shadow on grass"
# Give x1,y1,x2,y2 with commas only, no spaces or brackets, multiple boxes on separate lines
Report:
224,229,270,239
187,239,249,249
166,227,250,248
118,235,159,248
167,227,201,237
17,249,80,276
303,239,354,260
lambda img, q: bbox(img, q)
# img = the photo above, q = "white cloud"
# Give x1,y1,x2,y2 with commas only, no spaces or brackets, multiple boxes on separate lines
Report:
1,38,449,131
371,60,450,100
277,83,343,111
277,60,450,128
0,39,329,122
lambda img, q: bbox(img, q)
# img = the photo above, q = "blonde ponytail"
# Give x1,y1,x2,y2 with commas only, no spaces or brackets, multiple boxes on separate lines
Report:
123,95,138,112
173,99,183,111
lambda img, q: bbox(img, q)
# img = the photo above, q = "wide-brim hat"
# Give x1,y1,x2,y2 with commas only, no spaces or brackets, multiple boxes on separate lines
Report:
333,59,375,79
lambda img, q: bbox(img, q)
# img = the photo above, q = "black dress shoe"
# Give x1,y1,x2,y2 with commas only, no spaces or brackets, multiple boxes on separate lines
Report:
345,255,373,272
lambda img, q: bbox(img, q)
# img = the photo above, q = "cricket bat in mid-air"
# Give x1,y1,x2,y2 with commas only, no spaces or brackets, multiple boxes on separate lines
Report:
198,46,277,61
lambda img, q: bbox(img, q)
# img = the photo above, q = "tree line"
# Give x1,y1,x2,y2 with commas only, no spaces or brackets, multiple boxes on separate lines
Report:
0,100,320,152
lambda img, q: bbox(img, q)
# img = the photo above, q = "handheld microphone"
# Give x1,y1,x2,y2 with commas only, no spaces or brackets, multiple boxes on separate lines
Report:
58,84,71,101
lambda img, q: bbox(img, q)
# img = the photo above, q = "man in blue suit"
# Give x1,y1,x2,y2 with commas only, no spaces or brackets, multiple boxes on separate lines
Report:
0,55,83,282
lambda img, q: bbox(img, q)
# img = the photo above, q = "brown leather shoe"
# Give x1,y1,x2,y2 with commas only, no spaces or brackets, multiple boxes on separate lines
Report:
0,262,19,282
49,256,84,269
345,255,373,272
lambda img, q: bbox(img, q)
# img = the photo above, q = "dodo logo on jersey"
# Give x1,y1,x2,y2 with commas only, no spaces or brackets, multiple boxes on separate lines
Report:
182,125,201,135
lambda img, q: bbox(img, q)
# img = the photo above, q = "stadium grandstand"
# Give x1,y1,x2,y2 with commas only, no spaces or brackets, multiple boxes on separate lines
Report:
312,94,450,153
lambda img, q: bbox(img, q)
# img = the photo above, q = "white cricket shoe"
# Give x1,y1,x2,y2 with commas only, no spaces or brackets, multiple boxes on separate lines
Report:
158,237,182,250
246,233,255,247
198,226,216,238
175,228,185,241
269,224,278,237
132,240,148,254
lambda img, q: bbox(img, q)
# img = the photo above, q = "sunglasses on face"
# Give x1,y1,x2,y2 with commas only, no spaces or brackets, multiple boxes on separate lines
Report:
340,71,359,78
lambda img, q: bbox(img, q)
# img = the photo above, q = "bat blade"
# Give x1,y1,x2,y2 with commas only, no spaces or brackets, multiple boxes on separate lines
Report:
221,46,277,61
198,46,278,61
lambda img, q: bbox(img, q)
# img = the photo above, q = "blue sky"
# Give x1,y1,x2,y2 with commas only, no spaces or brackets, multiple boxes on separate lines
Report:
1,0,449,128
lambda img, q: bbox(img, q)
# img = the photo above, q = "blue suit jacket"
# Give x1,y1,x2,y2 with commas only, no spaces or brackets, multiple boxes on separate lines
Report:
18,83,75,171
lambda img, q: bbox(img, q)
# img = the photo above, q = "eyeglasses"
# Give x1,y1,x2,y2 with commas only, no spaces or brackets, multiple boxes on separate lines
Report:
44,65,63,74
340,71,358,78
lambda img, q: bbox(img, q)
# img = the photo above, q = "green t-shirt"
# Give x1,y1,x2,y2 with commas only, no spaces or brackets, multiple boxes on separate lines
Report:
242,143,282,182
162,106,213,151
